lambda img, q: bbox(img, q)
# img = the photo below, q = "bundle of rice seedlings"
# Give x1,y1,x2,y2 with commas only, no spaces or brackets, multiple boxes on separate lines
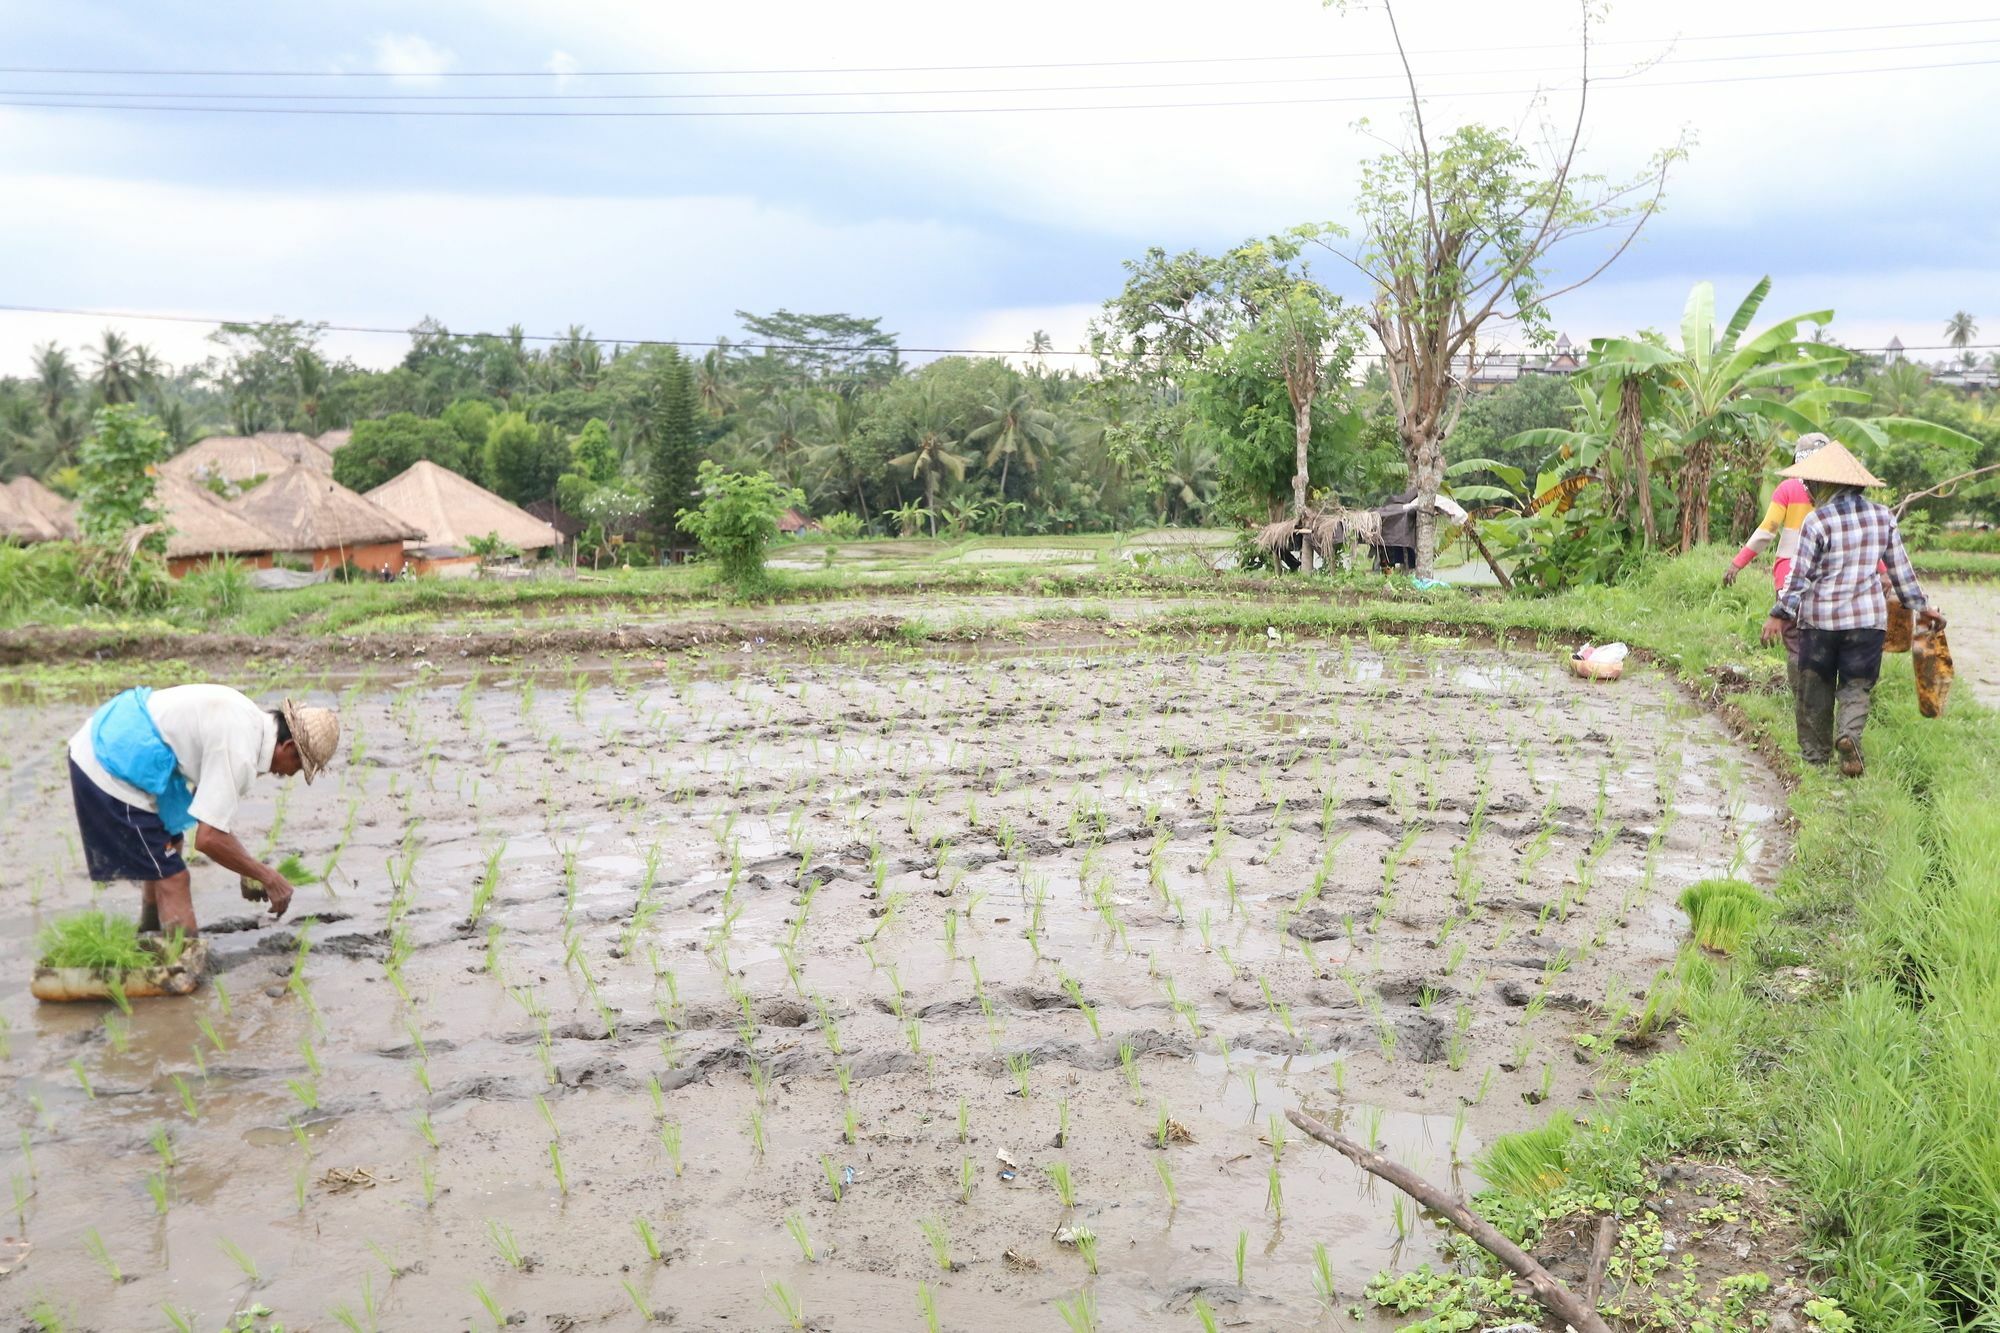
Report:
36,912,155,971
1477,1115,1574,1203
1677,878,1771,955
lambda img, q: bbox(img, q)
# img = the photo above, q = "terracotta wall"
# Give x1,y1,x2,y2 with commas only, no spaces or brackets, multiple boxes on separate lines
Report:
411,553,482,578
168,552,274,578
304,542,407,574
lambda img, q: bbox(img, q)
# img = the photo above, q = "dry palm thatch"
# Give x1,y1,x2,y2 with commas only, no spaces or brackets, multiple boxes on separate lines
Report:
163,435,299,487
151,473,283,559
253,431,334,472
1254,506,1383,565
364,460,559,554
0,487,62,543
231,465,423,553
5,476,78,538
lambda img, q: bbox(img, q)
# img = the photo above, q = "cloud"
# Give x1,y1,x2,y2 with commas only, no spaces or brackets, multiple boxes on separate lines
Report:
545,50,580,84
371,33,457,83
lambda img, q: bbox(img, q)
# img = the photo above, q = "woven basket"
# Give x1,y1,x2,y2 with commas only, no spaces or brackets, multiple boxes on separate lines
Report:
31,939,209,1003
1885,601,1913,654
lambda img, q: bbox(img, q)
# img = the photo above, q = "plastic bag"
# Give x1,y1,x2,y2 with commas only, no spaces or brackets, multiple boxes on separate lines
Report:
1913,629,1954,718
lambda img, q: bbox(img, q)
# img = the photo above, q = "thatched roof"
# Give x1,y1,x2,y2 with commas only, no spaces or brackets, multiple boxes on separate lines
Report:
363,460,559,554
232,464,423,552
164,435,298,486
253,431,333,471
153,473,282,559
316,428,352,453
1253,507,1381,562
0,487,61,543
4,476,77,539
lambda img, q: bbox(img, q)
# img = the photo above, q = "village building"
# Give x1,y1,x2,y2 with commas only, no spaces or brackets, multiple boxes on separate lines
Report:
1449,333,1584,392
0,486,62,543
231,464,423,574
363,460,560,576
152,473,282,575
163,431,334,490
2,474,77,536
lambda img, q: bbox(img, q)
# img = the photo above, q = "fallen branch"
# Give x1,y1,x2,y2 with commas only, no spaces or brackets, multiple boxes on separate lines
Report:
1895,461,2000,518
1585,1214,1616,1310
1286,1108,1610,1333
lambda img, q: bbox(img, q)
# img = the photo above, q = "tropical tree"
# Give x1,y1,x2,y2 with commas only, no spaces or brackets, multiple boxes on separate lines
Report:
32,343,76,424
805,395,874,523
76,406,171,544
89,331,146,406
1157,438,1220,523
888,384,969,536
747,389,819,479
966,390,1056,497
696,346,737,419
885,501,930,538
1946,310,1979,361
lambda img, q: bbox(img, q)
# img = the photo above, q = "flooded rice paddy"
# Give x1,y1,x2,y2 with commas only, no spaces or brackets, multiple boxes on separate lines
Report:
0,635,1784,1330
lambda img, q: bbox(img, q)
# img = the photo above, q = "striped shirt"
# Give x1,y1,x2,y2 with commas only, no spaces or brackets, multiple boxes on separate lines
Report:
1733,477,1814,593
1773,489,1926,632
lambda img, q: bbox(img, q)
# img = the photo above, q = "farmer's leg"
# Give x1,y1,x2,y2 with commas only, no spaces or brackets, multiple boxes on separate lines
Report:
1793,628,1838,765
146,870,197,934
1783,620,1809,752
139,883,160,932
1832,628,1886,770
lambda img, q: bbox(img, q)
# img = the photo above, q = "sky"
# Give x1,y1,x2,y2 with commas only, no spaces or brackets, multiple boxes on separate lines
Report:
1,0,1996,379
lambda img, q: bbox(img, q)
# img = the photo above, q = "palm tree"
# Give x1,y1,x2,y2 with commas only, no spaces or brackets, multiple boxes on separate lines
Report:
89,330,144,405
32,343,77,424
1157,438,1219,524
889,384,968,537
805,395,870,522
965,390,1056,497
294,348,328,430
1946,311,1978,355
749,390,819,480
696,345,737,419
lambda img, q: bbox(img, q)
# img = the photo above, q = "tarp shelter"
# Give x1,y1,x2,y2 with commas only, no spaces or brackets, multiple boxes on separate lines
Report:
152,473,282,575
4,476,78,539
231,464,423,574
363,460,559,576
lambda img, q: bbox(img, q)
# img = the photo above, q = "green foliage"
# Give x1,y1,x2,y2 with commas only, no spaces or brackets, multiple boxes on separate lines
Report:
174,555,252,624
675,461,804,585
37,911,156,971
0,538,173,624
1677,879,1770,955
483,412,565,506
75,405,170,543
333,412,468,493
1476,1116,1575,1203
567,418,618,484
817,511,864,540
647,350,700,539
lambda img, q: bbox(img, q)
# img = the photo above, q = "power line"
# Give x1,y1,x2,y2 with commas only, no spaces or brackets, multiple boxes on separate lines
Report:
13,36,1994,103
2,301,1987,361
2,16,1993,79
4,55,1996,117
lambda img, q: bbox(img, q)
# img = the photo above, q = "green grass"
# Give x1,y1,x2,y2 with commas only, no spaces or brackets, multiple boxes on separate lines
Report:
36,911,155,971
1911,548,2000,579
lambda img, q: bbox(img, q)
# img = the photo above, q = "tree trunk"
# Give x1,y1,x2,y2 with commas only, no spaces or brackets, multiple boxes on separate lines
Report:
1292,385,1313,521
1677,438,1713,553
924,471,937,537
1411,431,1445,579
1619,377,1657,547
998,451,1011,502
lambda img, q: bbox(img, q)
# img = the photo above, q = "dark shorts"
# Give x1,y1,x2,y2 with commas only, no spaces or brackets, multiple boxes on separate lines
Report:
1798,627,1887,686
69,756,186,884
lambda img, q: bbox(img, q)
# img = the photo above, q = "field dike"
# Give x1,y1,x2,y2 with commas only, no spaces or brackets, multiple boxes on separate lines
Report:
2,624,1789,1330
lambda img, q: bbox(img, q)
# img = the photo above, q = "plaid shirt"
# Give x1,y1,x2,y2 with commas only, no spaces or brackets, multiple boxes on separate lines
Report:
1773,488,1926,631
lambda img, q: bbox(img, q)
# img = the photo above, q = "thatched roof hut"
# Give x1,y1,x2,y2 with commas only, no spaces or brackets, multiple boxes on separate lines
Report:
254,431,334,471
316,428,352,453
152,473,283,562
164,435,298,487
0,487,62,543
364,460,558,556
2,477,76,540
232,465,423,559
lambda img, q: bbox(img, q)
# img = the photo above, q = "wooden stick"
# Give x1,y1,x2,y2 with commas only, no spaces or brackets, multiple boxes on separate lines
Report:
1286,1109,1610,1333
1461,516,1515,592
1584,1214,1616,1310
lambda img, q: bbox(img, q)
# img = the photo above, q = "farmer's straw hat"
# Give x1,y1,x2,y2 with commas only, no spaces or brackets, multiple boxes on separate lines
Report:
281,700,340,783
1778,439,1885,489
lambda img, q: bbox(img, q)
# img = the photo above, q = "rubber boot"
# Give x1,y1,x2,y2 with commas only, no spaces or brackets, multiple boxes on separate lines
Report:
1835,678,1874,777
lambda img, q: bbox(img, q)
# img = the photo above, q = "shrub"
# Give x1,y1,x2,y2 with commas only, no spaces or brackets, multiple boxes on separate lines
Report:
37,912,155,971
818,512,865,541
175,556,252,624
0,541,174,624
675,462,805,586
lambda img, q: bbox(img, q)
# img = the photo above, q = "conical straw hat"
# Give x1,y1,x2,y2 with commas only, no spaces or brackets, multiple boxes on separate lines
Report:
281,701,340,783
1777,439,1884,488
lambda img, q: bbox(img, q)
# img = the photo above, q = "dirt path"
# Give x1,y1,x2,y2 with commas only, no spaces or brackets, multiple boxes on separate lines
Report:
0,638,1785,1330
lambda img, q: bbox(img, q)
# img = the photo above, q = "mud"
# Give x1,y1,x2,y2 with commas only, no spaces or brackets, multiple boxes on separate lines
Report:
0,637,1784,1330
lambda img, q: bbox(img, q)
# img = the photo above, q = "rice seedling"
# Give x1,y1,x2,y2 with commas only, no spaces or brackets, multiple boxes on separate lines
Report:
785,1211,816,1261
1045,1161,1077,1208
919,1215,953,1270
1155,1156,1178,1210
163,1305,195,1333
1310,1239,1338,1306
1266,1163,1283,1218
470,1281,505,1329
821,1154,844,1202
1006,1052,1035,1099
146,1169,170,1215
765,1280,806,1330
1677,878,1770,955
621,1279,653,1323
1192,1295,1220,1332
173,1074,199,1119
1479,1115,1574,1202
488,1219,527,1270
660,1123,684,1177
1055,1289,1098,1333
217,1235,260,1283
917,1281,941,1333
82,1226,121,1281
634,1216,663,1262
1234,1229,1248,1285
68,1060,93,1100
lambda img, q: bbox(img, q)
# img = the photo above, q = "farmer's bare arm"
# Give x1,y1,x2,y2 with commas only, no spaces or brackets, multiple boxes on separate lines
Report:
192,824,294,916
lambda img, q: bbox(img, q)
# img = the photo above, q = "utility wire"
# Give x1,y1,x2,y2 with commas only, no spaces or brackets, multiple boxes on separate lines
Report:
13,36,1996,102
4,55,1996,117
2,16,1994,78
1,302,1987,360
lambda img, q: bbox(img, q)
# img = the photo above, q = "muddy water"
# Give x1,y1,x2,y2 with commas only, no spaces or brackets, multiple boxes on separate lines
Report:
0,639,1784,1331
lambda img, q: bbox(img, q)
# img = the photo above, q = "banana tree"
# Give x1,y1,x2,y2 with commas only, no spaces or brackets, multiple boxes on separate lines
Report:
1591,278,1845,551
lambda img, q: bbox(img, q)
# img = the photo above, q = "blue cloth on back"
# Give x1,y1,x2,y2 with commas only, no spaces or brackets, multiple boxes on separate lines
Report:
89,687,196,835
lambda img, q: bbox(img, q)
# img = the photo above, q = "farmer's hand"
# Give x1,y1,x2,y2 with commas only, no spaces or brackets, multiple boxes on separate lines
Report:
1760,616,1787,647
1920,609,1947,633
1722,565,1739,587
261,870,295,919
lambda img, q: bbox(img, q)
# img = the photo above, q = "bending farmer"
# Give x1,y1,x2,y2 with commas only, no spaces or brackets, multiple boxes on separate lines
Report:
67,686,341,932
1760,442,1941,776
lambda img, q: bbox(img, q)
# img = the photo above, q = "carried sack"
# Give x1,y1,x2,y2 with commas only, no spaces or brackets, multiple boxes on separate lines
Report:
1885,601,1913,654
1913,629,1954,719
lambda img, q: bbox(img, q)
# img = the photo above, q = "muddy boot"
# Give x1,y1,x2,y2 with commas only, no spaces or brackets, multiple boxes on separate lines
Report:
1835,678,1874,777
1796,668,1836,766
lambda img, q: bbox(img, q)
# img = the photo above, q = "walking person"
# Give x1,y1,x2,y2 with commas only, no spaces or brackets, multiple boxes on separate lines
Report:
68,685,341,936
1760,442,1943,776
1727,432,1831,746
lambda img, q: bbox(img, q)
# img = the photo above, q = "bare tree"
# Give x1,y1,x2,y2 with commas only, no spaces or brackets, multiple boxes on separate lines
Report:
1306,1,1686,577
